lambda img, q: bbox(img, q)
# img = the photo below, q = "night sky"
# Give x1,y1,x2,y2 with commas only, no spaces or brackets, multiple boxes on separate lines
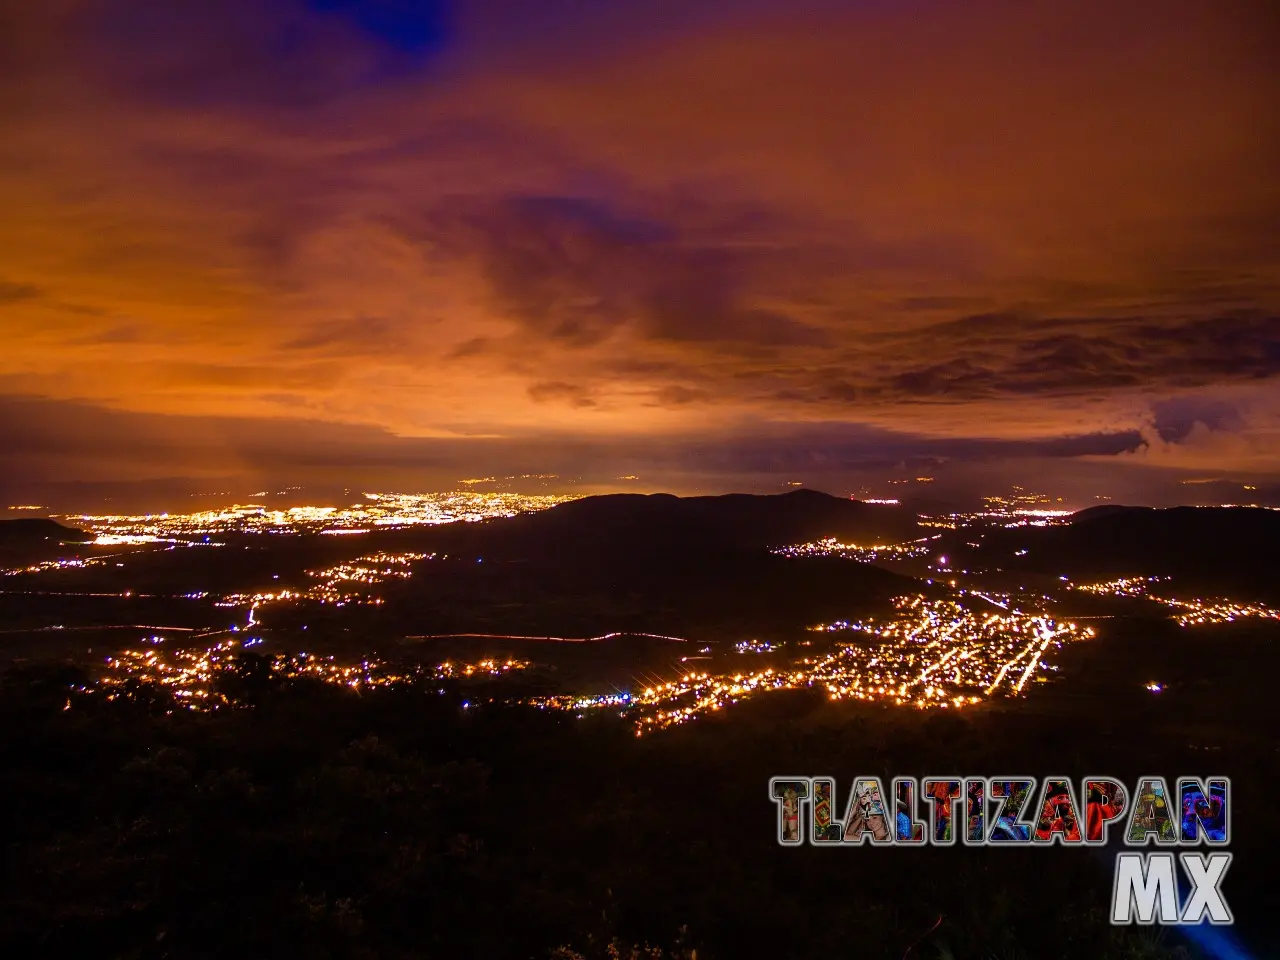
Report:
2,0,1278,504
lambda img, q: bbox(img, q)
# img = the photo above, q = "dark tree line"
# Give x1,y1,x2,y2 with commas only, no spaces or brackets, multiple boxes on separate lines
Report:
2,662,1274,959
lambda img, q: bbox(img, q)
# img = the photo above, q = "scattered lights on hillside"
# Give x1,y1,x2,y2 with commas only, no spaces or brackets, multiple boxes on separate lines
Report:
305,551,433,604
773,535,939,562
1069,577,1280,626
218,551,435,609
92,534,181,546
80,637,529,711
3,557,90,576
1071,576,1169,597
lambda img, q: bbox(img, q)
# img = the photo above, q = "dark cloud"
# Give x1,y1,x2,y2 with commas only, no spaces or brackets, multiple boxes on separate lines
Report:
527,381,596,407
1151,397,1245,443
850,311,1280,402
895,296,996,312
1140,314,1280,380
447,337,489,358
0,394,1144,484
72,324,145,344
429,195,666,346
421,194,832,349
887,360,1002,400
649,385,712,407
284,315,424,354
0,280,41,303
72,0,449,112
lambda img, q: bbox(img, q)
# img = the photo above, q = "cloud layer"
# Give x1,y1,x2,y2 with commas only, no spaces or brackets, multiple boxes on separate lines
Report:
1,0,1278,491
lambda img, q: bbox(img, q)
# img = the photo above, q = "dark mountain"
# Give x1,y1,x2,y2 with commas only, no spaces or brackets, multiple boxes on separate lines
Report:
379,490,926,637
975,505,1280,601
434,489,922,561
1066,504,1136,523
0,518,92,544
381,549,922,638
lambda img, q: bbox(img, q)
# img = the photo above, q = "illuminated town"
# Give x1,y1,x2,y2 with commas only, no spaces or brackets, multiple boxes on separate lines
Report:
217,550,435,612
61,589,1095,734
81,635,529,712
65,490,581,542
527,594,1093,733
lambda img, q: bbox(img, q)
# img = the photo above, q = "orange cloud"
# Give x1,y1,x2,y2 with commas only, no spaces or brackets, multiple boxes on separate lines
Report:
0,0,1277,486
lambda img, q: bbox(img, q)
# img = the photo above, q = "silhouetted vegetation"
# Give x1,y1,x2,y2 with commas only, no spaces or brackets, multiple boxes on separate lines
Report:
3,650,1275,960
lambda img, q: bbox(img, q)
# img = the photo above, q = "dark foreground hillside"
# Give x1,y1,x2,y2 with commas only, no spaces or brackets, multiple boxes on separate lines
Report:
4,628,1276,960
0,518,92,544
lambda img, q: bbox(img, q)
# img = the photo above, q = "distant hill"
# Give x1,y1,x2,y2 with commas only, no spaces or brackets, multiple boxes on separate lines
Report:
975,505,1280,602
436,489,922,561
1065,504,1136,523
0,518,92,544
387,490,926,636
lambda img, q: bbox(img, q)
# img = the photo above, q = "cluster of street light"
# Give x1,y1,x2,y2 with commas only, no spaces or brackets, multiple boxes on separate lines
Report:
1070,576,1169,598
527,594,1091,734
1068,577,1280,626
217,551,435,611
812,595,1086,699
3,556,91,576
303,551,434,604
81,636,529,711
734,639,780,653
1162,597,1280,627
913,488,1075,531
771,535,939,562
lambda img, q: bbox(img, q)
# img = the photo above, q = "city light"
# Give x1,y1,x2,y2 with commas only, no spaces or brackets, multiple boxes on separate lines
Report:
528,594,1093,733
66,490,581,539
772,535,939,562
80,636,530,711
1069,577,1280,626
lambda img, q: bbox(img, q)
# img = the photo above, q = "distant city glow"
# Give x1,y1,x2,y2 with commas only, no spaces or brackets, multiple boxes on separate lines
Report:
68,490,581,539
